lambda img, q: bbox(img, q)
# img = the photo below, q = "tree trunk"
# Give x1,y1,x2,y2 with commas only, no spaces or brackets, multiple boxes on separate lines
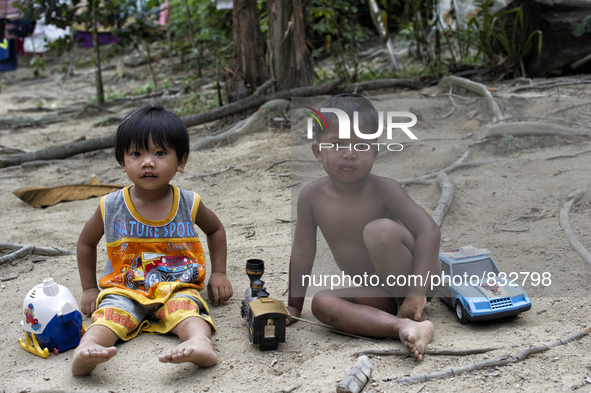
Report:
268,0,312,90
90,0,104,105
230,0,267,102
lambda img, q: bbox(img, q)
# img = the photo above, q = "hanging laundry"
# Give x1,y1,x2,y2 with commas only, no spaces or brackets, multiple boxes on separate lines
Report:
0,38,18,72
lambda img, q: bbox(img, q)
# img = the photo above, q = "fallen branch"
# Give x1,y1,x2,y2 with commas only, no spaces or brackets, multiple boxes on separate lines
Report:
0,114,70,129
0,245,34,266
500,228,529,233
337,356,372,393
431,172,453,228
0,134,116,169
438,76,504,123
352,347,498,357
182,78,343,128
546,149,591,160
386,325,591,383
475,122,591,140
190,99,290,151
558,189,591,266
0,243,75,256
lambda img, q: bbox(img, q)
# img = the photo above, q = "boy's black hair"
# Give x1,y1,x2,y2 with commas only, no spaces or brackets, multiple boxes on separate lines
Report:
115,101,189,165
314,93,379,142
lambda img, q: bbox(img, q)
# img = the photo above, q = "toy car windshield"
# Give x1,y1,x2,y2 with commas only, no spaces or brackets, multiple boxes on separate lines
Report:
452,258,499,283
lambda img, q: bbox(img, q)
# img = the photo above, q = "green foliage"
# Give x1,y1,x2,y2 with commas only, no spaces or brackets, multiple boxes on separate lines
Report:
167,0,232,70
29,55,46,78
132,82,154,96
308,0,372,82
573,14,591,37
501,132,514,154
469,0,542,78
399,0,542,78
174,92,217,118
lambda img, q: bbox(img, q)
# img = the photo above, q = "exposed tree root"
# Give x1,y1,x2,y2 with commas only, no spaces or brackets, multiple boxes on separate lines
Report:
182,78,343,128
385,325,591,383
546,149,591,160
558,189,591,266
438,76,504,123
431,172,453,228
475,121,591,140
190,99,290,151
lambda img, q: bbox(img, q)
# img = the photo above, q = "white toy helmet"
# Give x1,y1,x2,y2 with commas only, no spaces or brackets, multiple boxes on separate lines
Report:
20,278,85,358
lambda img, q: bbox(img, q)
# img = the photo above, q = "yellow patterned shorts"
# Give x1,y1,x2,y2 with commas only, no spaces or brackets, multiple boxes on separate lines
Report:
91,282,215,341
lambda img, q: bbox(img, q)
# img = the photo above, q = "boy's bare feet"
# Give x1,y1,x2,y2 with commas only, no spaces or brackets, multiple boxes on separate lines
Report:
398,319,434,361
72,344,118,376
158,335,217,367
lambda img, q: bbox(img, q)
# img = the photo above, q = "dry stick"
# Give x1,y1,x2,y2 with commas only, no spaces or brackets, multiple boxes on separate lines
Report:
386,325,591,383
438,76,504,123
266,159,318,171
187,166,234,179
287,316,375,342
548,102,591,116
0,245,34,266
546,149,591,160
190,99,290,151
510,80,591,93
0,243,75,256
558,189,591,266
497,116,585,128
474,121,591,141
431,172,453,228
337,355,372,393
499,228,529,233
351,347,498,357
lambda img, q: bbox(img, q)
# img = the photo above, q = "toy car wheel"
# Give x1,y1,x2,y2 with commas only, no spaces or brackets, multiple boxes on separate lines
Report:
145,271,161,289
455,301,468,324
180,270,192,282
125,273,138,290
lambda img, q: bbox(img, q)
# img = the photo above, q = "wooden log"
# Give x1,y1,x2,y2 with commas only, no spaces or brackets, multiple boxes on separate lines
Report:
0,134,116,169
336,356,372,393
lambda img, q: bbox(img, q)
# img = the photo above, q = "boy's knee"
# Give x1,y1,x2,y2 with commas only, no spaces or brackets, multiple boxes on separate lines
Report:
311,293,335,319
363,218,405,246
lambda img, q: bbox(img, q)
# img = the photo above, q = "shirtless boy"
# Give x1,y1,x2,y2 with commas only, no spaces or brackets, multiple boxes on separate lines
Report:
72,102,232,375
287,94,440,360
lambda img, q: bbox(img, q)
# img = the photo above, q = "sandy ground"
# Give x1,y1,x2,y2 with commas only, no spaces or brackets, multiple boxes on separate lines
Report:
1,58,591,393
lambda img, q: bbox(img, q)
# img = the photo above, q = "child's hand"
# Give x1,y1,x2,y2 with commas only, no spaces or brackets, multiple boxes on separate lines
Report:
398,296,426,322
207,272,233,306
286,305,301,326
81,288,100,316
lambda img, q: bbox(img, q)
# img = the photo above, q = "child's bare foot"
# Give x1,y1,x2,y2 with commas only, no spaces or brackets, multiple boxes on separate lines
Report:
398,319,434,361
72,343,118,376
158,335,217,367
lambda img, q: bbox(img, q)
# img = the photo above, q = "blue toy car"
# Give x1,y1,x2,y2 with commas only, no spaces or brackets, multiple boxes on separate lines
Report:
437,246,531,323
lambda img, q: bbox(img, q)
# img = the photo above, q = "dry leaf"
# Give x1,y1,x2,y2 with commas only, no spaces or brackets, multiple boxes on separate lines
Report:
14,177,124,208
